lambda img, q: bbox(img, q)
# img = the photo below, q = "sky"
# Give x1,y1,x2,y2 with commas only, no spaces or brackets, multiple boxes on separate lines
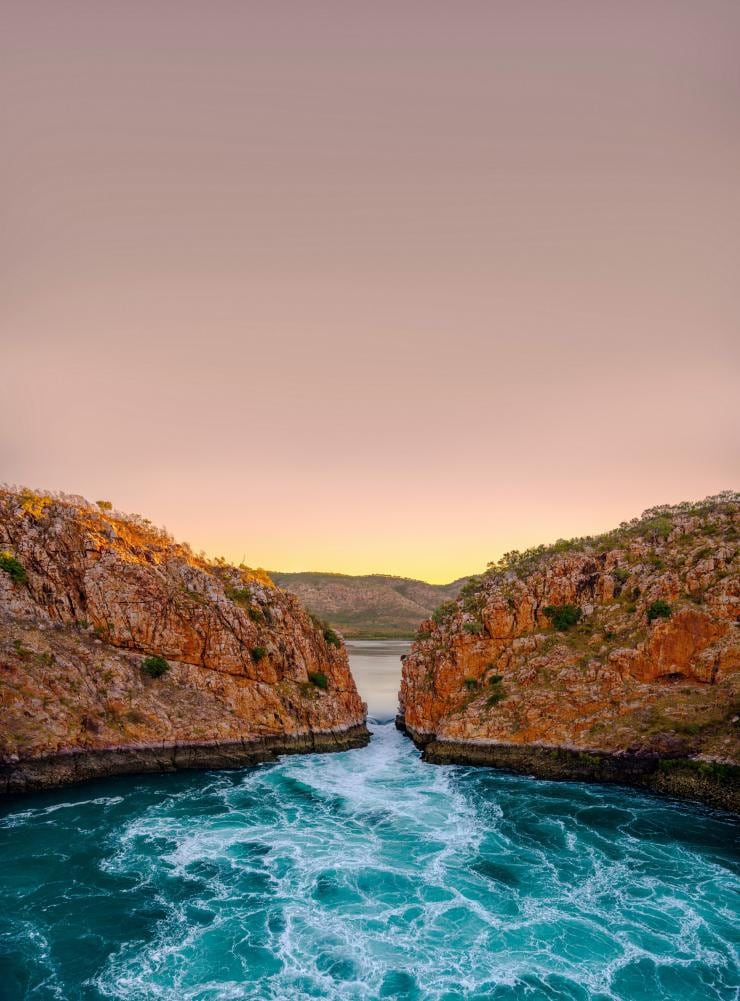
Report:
1,1,738,583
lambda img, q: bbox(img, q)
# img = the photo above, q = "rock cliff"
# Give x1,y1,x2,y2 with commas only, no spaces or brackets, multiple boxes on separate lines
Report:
0,488,368,794
399,494,739,811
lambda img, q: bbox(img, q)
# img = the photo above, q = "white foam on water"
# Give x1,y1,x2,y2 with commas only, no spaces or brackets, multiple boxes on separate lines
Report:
0,795,124,828
2,721,738,1001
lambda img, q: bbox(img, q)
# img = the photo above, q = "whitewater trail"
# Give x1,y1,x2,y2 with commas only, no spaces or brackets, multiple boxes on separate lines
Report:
1,720,738,1000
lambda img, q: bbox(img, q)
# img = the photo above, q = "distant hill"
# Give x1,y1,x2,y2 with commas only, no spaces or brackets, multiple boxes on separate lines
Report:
269,571,470,638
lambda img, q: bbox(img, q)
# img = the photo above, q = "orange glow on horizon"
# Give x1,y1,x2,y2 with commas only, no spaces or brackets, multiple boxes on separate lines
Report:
1,3,738,576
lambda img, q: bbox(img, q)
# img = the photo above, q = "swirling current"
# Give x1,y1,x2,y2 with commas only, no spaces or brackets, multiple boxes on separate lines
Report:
0,643,737,1001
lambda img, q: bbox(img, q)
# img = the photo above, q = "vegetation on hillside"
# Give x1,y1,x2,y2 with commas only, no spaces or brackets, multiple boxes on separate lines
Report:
422,492,737,632
271,571,470,639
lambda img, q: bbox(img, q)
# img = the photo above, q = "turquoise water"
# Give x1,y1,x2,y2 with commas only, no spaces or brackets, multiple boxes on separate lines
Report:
1,720,738,1001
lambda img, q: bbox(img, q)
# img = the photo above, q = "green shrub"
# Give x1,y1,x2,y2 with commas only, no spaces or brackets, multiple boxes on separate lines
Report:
464,677,479,690
96,500,113,511
0,552,26,584
463,621,483,635
488,674,503,686
645,516,672,540
487,688,506,707
307,613,340,647
677,722,702,736
226,586,251,606
141,655,170,678
462,594,484,615
20,491,51,520
612,567,629,585
432,601,457,625
308,671,328,690
250,646,267,662
542,604,582,631
647,600,672,623
323,627,341,648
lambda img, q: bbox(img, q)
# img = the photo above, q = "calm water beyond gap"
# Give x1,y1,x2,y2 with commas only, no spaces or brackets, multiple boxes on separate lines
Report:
345,640,410,720
1,643,738,1001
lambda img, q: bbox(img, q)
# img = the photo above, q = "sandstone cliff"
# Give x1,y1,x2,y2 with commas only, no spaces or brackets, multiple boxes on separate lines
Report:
399,494,739,811
0,488,368,793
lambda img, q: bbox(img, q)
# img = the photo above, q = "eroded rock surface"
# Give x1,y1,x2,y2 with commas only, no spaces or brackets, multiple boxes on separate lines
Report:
0,488,368,793
399,494,739,810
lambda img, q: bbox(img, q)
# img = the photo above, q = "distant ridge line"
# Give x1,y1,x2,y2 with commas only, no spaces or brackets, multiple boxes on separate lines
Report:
270,570,472,639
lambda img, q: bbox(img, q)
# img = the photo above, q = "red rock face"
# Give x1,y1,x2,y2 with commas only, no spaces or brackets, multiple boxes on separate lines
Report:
400,495,739,762
0,489,367,768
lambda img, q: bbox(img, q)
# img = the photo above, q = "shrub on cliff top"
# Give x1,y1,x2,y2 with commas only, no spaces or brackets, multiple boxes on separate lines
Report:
432,601,457,625
141,655,170,678
644,516,673,541
480,495,737,586
96,500,113,511
543,604,582,631
308,671,328,690
459,576,482,597
0,552,26,584
239,566,273,587
19,490,52,520
647,600,672,623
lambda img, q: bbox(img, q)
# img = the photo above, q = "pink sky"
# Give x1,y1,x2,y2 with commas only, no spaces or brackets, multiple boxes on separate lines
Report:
2,2,738,582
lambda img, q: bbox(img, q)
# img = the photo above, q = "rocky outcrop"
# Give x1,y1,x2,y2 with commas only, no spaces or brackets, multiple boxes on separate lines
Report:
399,494,739,811
0,488,368,793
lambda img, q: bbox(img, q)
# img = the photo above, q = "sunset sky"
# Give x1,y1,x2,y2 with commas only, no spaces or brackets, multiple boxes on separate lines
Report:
2,2,738,582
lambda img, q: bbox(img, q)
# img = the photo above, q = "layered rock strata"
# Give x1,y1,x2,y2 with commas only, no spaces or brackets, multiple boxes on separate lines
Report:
399,494,739,812
0,488,368,793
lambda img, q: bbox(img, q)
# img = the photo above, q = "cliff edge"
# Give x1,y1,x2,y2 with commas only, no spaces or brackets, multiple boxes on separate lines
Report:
399,494,739,811
0,488,368,794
